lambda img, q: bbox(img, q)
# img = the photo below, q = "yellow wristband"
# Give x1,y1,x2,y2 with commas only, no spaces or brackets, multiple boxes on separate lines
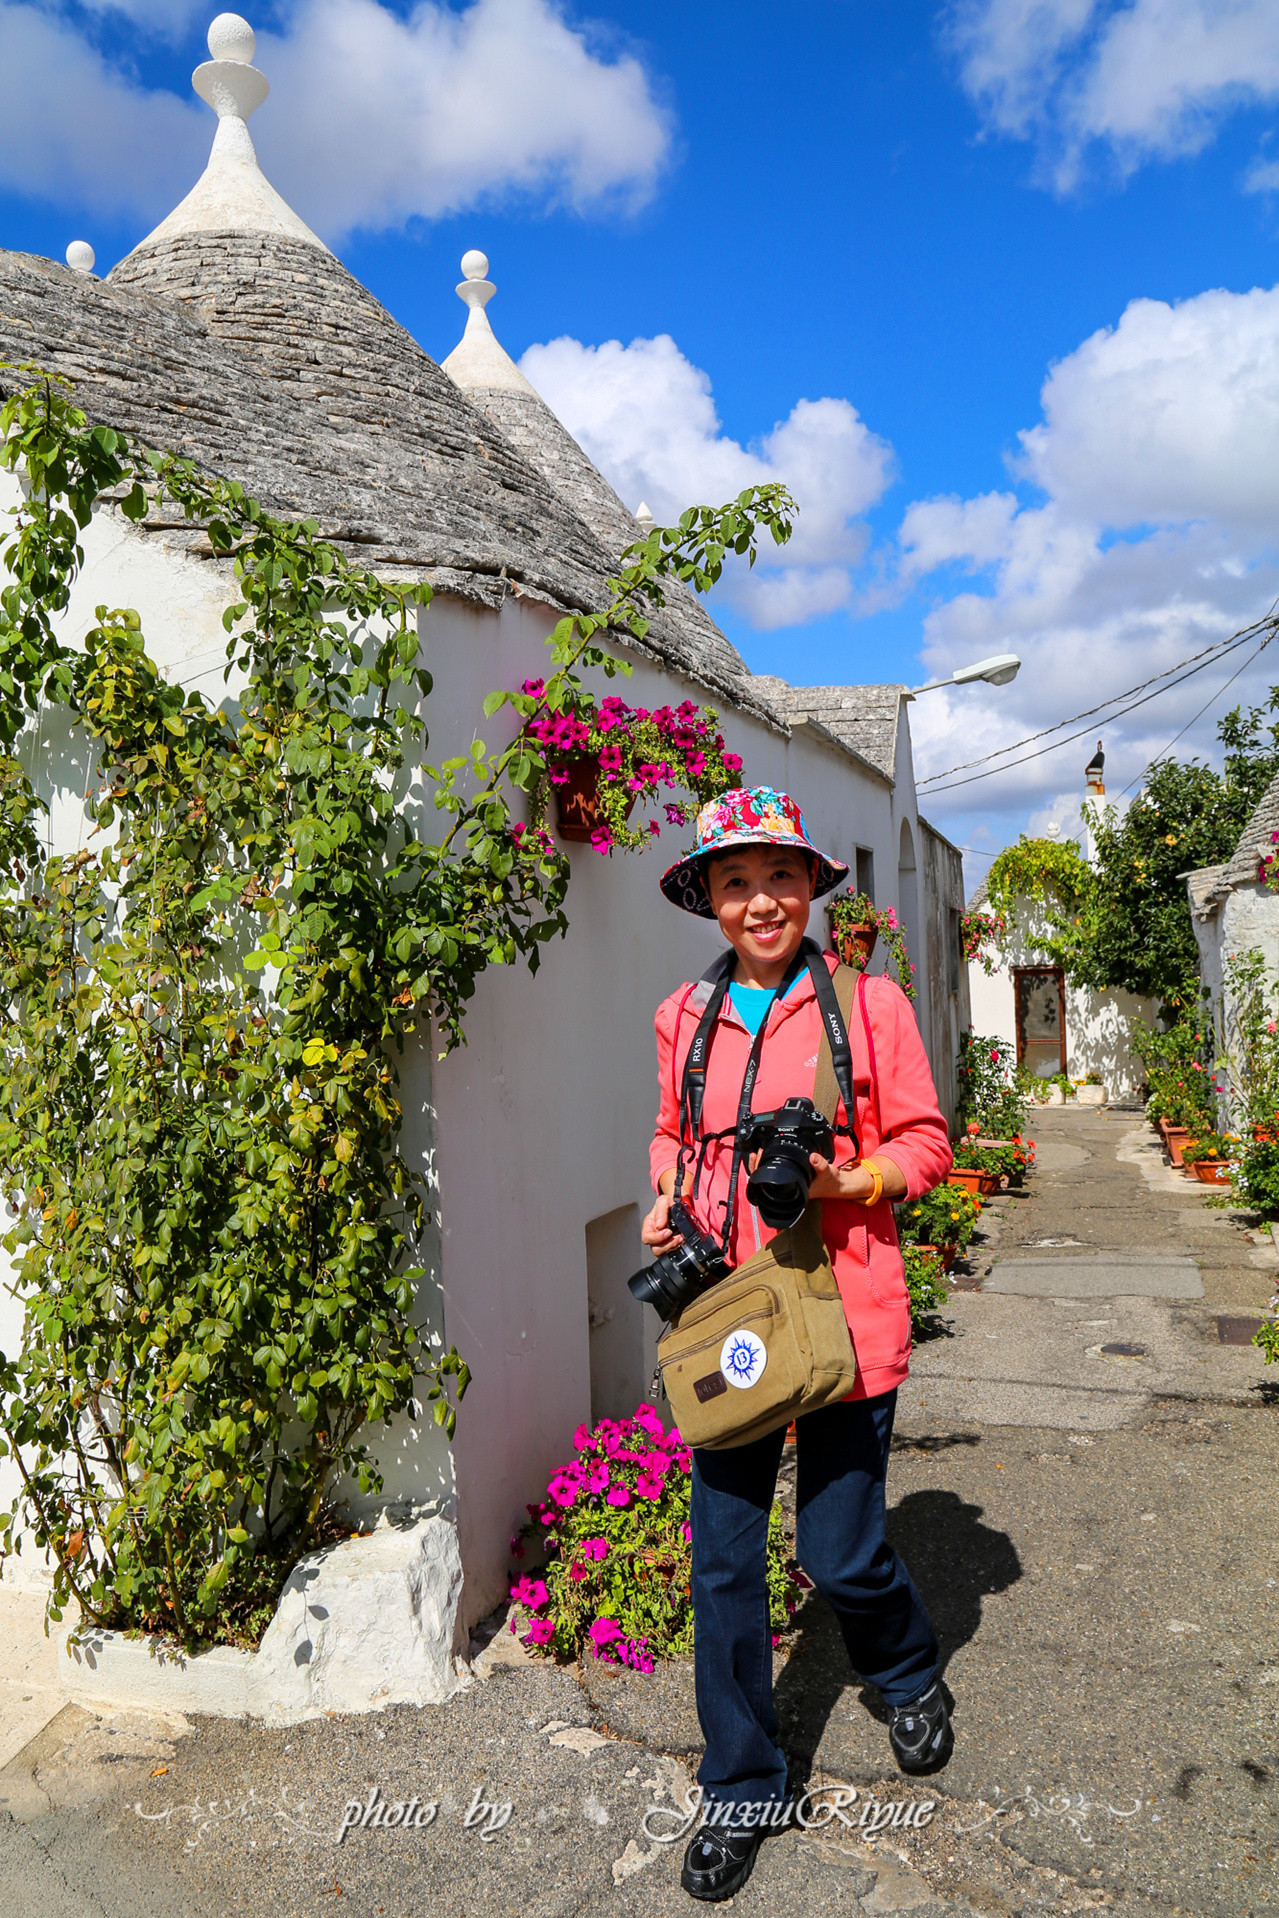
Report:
860,1158,884,1208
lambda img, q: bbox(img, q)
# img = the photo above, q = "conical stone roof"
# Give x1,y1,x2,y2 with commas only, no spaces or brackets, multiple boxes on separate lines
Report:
441,251,754,694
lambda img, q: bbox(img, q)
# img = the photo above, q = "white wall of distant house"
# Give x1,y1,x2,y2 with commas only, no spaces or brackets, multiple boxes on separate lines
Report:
967,900,1156,1103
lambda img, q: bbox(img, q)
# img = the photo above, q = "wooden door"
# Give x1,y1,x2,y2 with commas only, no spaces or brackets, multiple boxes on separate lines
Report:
1013,966,1066,1079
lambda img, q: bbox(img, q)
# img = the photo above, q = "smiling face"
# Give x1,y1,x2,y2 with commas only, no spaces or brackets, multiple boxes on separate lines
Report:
704,843,816,989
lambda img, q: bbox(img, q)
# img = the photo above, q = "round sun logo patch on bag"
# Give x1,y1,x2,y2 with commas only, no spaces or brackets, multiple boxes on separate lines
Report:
720,1328,767,1389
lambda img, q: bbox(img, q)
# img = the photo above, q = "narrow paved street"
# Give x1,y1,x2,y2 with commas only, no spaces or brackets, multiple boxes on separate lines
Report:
1,1108,1275,1918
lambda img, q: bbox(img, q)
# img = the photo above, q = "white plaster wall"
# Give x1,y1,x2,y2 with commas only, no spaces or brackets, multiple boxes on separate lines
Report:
419,592,915,1621
965,898,1157,1101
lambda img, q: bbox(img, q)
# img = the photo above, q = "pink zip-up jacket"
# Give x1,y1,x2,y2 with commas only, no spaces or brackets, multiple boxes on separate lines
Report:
649,953,952,1401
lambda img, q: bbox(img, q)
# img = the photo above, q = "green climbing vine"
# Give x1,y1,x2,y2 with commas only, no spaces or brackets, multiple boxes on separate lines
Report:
0,364,794,1648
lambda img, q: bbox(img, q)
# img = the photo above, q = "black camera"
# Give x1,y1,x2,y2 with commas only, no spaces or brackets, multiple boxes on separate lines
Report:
627,1199,732,1322
745,1096,835,1229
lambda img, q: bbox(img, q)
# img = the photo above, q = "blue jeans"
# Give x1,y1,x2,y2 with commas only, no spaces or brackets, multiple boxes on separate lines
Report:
690,1390,938,1812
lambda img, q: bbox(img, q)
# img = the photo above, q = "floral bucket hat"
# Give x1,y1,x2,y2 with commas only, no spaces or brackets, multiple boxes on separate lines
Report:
660,785,849,919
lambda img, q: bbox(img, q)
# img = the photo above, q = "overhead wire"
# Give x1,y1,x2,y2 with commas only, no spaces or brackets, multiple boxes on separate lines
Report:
917,616,1279,796
1115,630,1277,798
915,610,1278,791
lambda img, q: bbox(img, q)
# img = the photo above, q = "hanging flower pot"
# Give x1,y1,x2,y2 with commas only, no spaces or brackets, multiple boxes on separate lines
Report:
825,890,915,1001
551,759,635,843
837,924,878,967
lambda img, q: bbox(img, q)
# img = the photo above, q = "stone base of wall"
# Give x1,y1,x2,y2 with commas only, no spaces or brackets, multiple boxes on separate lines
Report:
58,1513,471,1725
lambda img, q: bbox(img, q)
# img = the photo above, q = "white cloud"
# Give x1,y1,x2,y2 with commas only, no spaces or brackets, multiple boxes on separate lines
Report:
902,281,1279,824
0,3,208,221
1243,155,1279,194
518,333,895,628
1,0,671,235
948,0,1279,189
74,0,209,36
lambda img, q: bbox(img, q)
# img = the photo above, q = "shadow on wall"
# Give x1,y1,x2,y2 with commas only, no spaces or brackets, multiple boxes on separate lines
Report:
1063,988,1151,1097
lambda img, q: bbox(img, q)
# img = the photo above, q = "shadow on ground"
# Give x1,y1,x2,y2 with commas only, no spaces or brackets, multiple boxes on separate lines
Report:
772,1483,1022,1781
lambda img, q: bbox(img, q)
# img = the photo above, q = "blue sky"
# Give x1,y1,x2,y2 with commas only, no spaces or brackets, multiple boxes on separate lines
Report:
4,1,1279,884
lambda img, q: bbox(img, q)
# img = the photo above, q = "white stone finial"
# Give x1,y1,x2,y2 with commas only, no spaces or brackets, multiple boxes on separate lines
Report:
635,501,654,527
207,12,256,62
193,13,268,159
441,246,538,396
65,241,96,276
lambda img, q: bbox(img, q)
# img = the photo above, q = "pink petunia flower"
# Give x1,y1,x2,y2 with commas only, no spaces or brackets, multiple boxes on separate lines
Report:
510,1575,549,1610
587,1618,623,1652
523,1618,555,1647
581,1537,610,1562
568,1562,588,1583
605,1484,630,1507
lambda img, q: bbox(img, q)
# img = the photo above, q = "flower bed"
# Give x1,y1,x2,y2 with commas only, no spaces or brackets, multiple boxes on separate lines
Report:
509,1406,806,1665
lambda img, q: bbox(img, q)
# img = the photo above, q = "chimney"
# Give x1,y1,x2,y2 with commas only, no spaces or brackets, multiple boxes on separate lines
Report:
1085,738,1105,796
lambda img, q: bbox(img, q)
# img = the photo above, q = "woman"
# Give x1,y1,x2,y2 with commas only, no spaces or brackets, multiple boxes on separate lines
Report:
643,787,953,1903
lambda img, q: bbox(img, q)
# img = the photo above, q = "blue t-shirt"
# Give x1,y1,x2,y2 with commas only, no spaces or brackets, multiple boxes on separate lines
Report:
728,973,802,1035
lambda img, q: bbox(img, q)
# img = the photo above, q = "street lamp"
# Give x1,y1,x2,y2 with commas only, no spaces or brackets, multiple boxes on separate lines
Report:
905,652,1021,697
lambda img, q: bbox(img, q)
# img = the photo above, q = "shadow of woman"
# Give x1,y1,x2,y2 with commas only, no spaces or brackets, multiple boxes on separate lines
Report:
772,1486,1021,1775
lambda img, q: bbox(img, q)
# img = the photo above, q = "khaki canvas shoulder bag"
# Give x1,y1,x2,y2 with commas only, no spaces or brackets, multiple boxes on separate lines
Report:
655,959,863,1450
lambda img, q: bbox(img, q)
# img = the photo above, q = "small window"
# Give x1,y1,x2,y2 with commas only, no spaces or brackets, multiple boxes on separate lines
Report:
856,848,874,902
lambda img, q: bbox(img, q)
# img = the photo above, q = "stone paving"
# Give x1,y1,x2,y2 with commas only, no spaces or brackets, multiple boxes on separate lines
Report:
0,1106,1275,1918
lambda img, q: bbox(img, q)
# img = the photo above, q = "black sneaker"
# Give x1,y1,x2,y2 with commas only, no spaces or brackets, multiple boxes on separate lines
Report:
681,1824,763,1902
888,1681,952,1772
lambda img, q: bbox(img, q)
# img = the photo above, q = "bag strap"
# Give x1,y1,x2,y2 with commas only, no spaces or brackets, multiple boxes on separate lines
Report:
811,957,859,1157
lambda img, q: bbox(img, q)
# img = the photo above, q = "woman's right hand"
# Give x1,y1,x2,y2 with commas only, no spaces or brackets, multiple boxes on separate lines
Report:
641,1187,685,1255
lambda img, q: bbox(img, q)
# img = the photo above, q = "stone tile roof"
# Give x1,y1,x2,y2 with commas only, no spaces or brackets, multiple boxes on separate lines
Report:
444,356,751,696
742,679,905,784
0,242,770,720
1182,769,1279,910
966,875,991,911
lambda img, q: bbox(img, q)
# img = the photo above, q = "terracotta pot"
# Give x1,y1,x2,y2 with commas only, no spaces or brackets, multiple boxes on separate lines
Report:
947,1168,998,1197
835,924,877,967
552,759,635,843
911,1242,960,1273
1190,1158,1231,1185
1163,1126,1189,1168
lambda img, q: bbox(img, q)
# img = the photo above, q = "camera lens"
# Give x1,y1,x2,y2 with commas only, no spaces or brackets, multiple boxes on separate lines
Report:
746,1143,813,1228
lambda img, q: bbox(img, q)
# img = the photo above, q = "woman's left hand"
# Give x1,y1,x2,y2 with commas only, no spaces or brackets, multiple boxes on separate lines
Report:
807,1153,908,1202
807,1152,876,1201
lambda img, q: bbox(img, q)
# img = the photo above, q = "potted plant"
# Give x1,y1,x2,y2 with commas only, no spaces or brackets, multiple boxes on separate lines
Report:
523,687,743,851
1076,1071,1108,1106
825,891,916,1001
948,1129,1006,1196
896,1184,982,1268
1181,1133,1238,1185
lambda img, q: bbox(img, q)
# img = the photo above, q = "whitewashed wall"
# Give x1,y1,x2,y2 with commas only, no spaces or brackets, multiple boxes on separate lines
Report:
1190,881,1279,1128
967,899,1157,1102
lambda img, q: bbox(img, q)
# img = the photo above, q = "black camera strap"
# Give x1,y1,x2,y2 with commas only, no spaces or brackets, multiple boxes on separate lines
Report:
673,936,858,1254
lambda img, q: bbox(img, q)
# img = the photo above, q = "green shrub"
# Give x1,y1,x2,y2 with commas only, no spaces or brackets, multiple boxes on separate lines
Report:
956,1031,1027,1137
903,1246,950,1338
